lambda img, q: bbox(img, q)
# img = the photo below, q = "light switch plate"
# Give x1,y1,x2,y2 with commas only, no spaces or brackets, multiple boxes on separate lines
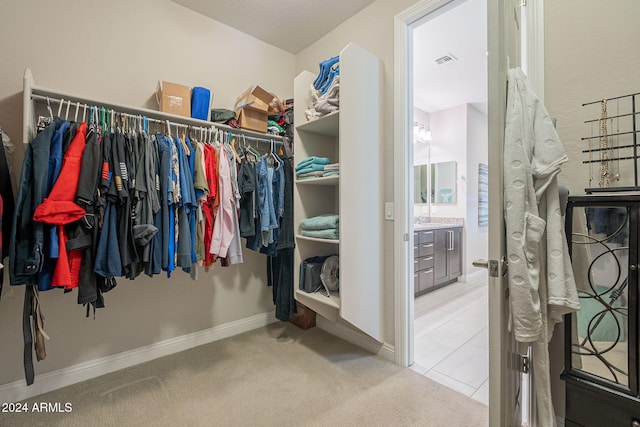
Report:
384,202,394,220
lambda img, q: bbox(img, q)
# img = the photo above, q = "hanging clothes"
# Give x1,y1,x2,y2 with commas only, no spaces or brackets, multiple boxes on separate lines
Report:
209,141,235,259
268,156,296,321
9,121,56,286
503,67,580,427
193,140,209,265
222,138,243,265
202,143,218,266
33,122,88,290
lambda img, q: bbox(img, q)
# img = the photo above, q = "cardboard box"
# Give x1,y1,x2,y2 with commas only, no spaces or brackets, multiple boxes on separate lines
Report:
233,85,274,133
156,80,191,117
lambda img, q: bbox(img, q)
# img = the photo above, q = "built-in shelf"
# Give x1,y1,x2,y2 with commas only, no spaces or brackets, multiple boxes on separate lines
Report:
295,235,340,244
293,43,383,342
295,289,340,309
295,176,339,186
296,111,340,137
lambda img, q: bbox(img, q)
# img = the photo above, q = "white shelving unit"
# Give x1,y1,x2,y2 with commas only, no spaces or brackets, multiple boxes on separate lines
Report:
293,43,383,342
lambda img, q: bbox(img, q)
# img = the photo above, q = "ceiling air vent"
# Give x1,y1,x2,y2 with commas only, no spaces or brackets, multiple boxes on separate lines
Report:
434,53,458,65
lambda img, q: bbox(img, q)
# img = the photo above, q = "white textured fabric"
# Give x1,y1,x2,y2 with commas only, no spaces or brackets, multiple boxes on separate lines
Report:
504,67,581,426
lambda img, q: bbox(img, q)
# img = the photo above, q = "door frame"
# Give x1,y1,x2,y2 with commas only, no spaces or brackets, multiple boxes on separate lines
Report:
393,0,545,422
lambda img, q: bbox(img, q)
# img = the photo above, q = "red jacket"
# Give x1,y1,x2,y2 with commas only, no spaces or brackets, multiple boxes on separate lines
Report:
33,123,87,289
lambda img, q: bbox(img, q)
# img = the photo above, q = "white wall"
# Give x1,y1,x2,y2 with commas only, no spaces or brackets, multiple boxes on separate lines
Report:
429,104,467,219
544,1,640,419
0,0,295,387
465,105,488,276
296,0,417,345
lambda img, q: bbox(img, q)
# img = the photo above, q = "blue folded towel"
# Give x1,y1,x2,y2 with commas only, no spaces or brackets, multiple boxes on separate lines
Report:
300,214,339,230
295,156,331,171
301,229,339,240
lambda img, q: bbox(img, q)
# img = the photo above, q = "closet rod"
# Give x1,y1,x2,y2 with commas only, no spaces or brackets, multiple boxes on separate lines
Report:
33,94,282,145
584,111,640,124
582,92,640,106
29,86,283,143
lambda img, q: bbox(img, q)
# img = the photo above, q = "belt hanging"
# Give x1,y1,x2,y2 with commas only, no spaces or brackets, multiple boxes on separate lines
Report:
22,286,35,385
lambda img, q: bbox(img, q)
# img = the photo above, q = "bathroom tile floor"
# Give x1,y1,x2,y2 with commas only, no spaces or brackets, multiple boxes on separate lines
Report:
411,275,489,405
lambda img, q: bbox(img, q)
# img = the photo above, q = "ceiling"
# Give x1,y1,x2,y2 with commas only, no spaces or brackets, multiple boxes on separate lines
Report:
413,0,487,114
172,0,377,54
173,0,486,114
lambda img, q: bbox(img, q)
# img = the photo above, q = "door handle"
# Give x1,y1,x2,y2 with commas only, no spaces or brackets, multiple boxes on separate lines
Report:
473,258,508,278
473,259,489,269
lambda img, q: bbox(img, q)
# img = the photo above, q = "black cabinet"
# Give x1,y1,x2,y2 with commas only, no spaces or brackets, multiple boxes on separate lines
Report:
414,226,462,296
563,195,640,427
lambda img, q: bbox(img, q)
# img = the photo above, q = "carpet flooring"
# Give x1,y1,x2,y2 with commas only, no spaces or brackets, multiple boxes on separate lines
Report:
0,322,488,427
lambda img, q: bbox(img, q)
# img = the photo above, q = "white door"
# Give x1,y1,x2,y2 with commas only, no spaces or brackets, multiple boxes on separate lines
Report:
487,0,525,425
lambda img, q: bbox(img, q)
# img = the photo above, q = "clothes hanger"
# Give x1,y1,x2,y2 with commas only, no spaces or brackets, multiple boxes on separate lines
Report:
64,100,71,121
269,139,281,169
180,125,190,155
244,136,260,160
82,104,87,123
57,98,64,118
46,97,53,120
74,102,80,123
228,132,242,164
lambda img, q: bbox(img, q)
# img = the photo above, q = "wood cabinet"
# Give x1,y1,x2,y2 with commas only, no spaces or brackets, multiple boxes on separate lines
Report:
414,226,462,296
293,43,383,342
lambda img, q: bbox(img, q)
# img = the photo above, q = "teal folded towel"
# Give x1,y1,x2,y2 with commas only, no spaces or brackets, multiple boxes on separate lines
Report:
300,214,339,230
295,156,331,171
301,229,339,240
296,164,326,175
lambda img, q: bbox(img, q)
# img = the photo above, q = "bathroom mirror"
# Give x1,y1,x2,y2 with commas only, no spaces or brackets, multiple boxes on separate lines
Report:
431,161,457,204
414,161,457,205
414,164,429,203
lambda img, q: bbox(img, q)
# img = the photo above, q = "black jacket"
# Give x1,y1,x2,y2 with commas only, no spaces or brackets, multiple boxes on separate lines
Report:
9,120,58,286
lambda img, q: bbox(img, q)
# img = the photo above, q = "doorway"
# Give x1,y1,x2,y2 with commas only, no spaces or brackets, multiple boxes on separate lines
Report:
407,0,489,405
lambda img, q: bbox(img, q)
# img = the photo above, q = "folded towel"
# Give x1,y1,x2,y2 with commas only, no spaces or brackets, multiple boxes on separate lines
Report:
300,214,339,230
297,171,326,179
295,156,331,171
324,163,339,171
321,171,339,177
296,164,326,175
301,229,339,240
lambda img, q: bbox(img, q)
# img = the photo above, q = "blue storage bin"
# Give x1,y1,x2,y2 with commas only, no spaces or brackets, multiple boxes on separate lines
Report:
191,87,211,120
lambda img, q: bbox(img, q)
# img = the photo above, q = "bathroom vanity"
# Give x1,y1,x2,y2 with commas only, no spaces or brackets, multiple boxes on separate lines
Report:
413,224,463,296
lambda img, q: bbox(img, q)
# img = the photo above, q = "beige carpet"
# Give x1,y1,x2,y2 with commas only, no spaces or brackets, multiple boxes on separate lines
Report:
0,323,488,427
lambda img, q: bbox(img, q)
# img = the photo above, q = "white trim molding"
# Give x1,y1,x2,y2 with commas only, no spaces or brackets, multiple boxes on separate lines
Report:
0,311,277,402
317,317,395,362
392,0,458,369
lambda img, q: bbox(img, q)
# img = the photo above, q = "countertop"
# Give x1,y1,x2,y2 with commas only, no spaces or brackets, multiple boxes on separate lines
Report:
414,223,463,231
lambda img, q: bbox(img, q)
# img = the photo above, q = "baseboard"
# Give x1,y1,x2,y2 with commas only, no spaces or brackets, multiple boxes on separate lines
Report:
0,311,277,402
459,269,486,283
316,317,395,362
